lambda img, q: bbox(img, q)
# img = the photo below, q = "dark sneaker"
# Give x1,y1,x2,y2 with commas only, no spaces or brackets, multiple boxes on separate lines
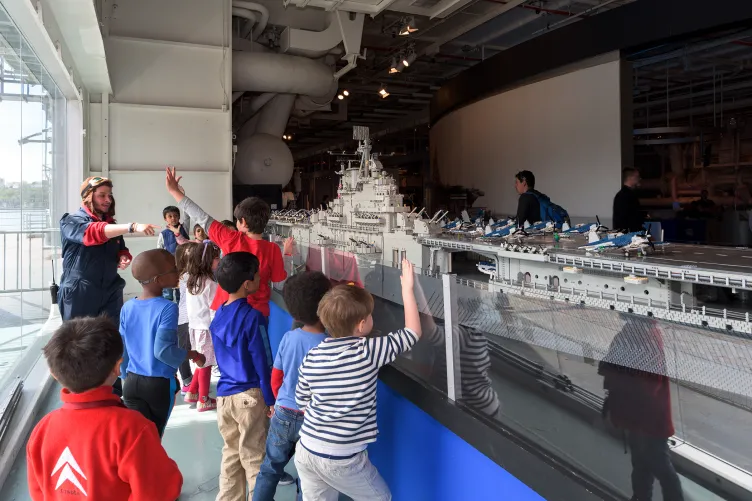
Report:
279,472,295,486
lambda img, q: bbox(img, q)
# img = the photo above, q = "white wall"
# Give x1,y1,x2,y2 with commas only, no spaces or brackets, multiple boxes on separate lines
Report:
105,37,228,109
87,169,233,295
431,58,626,224
93,0,232,294
89,104,230,172
108,0,228,46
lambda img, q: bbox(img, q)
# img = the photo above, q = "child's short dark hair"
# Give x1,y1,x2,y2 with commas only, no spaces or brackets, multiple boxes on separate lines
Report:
215,252,259,294
43,316,123,393
233,197,270,234
317,285,374,338
163,206,180,219
283,272,331,325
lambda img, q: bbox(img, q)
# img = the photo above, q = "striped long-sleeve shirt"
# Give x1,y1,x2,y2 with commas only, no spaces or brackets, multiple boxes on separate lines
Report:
295,328,418,456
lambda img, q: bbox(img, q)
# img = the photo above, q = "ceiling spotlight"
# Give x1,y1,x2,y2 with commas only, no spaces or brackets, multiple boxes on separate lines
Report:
338,94,344,100
399,16,418,36
389,57,400,74
343,90,349,96
282,135,288,140
378,86,389,98
404,52,417,67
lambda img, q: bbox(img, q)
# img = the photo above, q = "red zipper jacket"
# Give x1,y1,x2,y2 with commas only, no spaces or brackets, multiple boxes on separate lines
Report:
26,386,182,500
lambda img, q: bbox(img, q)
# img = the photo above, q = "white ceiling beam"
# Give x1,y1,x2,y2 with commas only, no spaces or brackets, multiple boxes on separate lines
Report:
42,0,112,94
1,0,80,100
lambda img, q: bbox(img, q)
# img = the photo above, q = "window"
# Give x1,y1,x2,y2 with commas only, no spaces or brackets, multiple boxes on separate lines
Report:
0,3,67,384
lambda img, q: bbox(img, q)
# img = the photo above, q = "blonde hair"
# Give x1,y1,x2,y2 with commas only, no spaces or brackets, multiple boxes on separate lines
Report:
317,285,374,338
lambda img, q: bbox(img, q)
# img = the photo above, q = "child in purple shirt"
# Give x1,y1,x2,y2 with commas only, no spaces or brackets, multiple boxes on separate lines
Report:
253,271,332,501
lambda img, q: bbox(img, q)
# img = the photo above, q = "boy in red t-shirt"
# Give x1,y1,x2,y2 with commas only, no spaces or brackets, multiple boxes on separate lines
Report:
27,316,182,501
165,167,292,320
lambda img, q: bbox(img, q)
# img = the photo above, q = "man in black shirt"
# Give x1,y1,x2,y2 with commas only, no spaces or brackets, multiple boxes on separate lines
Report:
613,168,644,232
515,170,541,226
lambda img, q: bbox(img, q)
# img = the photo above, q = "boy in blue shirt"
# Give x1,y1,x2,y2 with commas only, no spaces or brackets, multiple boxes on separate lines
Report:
210,251,275,500
253,271,332,501
120,249,204,437
157,205,189,302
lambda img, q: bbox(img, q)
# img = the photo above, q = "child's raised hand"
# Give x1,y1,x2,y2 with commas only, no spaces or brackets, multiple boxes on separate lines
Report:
283,236,295,256
400,259,415,290
165,166,185,198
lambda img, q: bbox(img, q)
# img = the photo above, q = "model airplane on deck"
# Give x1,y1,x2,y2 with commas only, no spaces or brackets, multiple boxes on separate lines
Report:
579,225,667,256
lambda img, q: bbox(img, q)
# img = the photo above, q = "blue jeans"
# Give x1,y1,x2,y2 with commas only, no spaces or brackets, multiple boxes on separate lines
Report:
253,406,304,501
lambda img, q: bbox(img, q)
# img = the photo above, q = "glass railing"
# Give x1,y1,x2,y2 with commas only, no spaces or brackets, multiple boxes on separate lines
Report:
269,237,752,501
0,228,61,384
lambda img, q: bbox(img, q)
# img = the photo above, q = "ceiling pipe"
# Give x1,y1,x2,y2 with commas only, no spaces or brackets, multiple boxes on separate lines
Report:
646,96,752,122
531,0,621,35
232,1,269,40
481,0,578,17
233,51,335,96
232,7,256,39
635,80,752,110
256,94,297,137
634,29,752,68
422,0,528,54
472,0,574,46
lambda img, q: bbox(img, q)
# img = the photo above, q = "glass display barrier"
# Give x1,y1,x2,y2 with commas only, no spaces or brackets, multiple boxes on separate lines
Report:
270,238,447,397
267,236,751,500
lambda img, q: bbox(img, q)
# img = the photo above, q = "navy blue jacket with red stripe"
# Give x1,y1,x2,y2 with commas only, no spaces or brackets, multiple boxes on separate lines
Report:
58,207,131,321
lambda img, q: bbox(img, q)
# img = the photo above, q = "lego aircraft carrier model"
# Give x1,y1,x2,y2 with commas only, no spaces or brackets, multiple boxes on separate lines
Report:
268,126,446,268
267,127,752,335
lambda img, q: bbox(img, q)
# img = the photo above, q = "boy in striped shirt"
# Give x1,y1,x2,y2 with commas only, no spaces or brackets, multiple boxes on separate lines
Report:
294,260,422,501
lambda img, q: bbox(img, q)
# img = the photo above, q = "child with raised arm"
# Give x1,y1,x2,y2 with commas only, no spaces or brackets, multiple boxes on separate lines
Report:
294,260,422,501
165,167,293,324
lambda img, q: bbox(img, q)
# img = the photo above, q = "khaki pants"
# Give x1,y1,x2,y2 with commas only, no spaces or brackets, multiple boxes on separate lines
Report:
216,388,270,501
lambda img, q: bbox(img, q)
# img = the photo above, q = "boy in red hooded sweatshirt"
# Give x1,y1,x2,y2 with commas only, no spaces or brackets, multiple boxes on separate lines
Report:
26,316,183,500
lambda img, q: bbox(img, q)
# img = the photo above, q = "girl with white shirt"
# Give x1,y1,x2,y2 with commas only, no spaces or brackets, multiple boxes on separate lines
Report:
184,240,221,412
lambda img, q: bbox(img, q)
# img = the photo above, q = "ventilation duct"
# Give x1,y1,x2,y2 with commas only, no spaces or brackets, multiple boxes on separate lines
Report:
232,1,269,40
231,10,365,186
232,52,336,185
280,11,364,58
233,52,335,96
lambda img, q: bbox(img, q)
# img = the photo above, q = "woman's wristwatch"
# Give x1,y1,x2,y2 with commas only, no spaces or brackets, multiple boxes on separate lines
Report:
128,223,136,234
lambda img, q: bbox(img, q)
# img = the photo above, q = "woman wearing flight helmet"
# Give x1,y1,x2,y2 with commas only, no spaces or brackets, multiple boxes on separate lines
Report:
58,176,159,322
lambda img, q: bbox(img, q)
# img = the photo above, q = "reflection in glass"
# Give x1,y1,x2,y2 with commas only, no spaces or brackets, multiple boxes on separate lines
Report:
599,318,684,501
0,3,66,384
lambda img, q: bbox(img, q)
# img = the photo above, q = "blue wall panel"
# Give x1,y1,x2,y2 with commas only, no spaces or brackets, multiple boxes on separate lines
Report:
266,301,544,501
268,301,294,360
370,383,544,501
